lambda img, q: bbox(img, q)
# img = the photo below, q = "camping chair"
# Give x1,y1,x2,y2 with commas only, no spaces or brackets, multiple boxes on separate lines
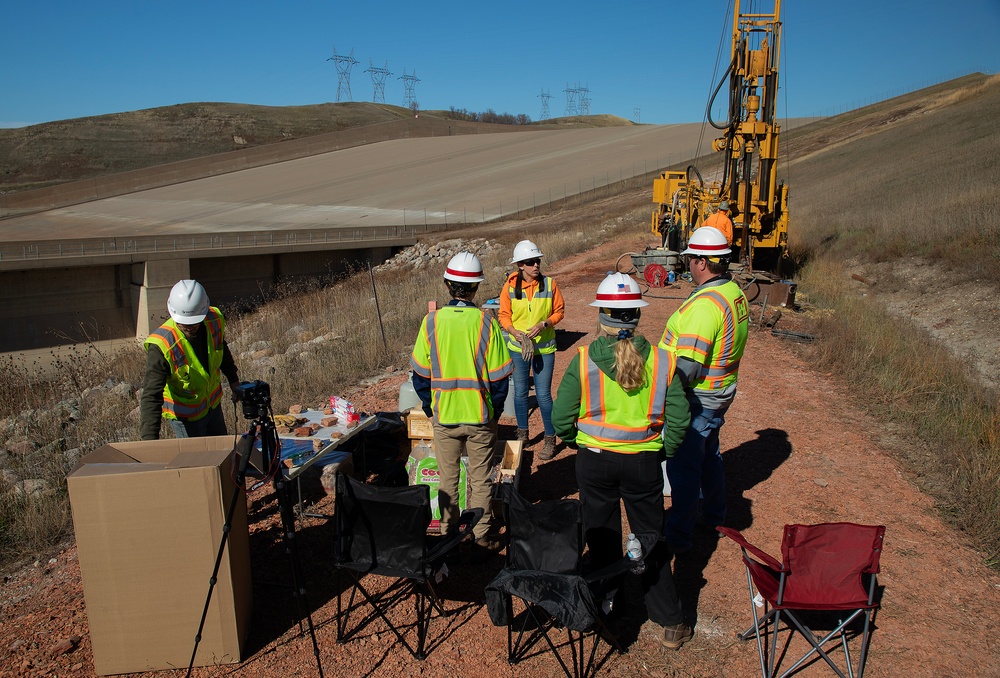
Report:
332,473,482,660
485,485,623,678
718,523,886,678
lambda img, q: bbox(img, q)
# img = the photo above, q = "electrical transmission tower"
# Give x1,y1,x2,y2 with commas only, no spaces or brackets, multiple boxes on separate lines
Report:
633,107,641,124
399,69,421,110
564,83,578,116
327,46,359,102
578,83,591,116
365,60,392,104
538,88,552,120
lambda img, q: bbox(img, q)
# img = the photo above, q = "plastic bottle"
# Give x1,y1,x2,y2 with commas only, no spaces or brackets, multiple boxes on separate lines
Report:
626,533,646,574
667,270,676,284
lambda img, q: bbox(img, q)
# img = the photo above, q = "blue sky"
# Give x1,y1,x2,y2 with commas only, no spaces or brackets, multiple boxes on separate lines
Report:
2,0,997,128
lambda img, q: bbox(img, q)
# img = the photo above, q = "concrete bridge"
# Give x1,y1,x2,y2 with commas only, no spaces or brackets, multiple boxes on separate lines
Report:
0,117,708,353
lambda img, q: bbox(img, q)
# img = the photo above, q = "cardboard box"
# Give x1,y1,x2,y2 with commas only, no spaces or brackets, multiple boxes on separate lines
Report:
405,408,434,440
67,437,253,675
491,439,524,519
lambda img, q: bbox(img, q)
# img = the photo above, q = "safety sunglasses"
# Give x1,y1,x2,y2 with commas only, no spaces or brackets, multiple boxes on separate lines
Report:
519,258,541,266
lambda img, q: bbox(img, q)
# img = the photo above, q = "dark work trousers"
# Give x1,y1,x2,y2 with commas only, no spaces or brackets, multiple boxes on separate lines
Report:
575,446,683,627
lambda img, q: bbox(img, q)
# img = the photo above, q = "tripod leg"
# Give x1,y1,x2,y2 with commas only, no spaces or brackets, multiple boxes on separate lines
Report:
274,475,325,677
187,463,248,677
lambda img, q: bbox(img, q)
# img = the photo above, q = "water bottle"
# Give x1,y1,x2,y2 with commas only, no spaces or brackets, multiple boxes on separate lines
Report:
667,270,676,284
626,533,646,574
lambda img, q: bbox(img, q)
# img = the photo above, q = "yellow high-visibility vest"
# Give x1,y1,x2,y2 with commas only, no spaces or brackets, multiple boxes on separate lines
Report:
505,275,557,355
143,307,226,421
659,280,748,391
410,305,512,425
575,344,676,454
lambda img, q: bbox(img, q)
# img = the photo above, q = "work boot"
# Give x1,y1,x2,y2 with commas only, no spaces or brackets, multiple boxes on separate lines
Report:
660,622,693,650
538,435,558,461
516,428,529,443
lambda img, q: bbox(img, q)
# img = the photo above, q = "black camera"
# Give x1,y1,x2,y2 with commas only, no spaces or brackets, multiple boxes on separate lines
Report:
234,380,271,419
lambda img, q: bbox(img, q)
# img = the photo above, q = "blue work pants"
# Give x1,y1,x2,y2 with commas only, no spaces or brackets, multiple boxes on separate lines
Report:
663,399,731,552
511,350,555,436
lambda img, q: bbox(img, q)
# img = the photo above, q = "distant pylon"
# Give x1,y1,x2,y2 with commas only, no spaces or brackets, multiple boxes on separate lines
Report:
400,69,421,110
564,83,578,116
633,107,640,124
538,89,552,120
578,83,591,116
365,60,392,104
327,46,359,102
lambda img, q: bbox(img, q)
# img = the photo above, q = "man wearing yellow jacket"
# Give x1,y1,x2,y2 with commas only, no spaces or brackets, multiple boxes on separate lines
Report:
411,252,513,551
658,227,749,552
140,279,240,440
553,273,693,651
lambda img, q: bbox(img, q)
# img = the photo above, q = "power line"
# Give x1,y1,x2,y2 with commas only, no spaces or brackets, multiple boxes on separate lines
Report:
538,88,552,120
364,60,392,104
327,46,359,102
399,69,421,110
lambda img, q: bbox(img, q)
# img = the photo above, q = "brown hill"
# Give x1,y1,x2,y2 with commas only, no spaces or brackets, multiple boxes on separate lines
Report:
0,102,633,194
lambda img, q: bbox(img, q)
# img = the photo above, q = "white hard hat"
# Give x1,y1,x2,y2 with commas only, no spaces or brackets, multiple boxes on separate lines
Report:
511,239,544,264
682,226,732,257
167,280,210,324
589,273,648,309
443,251,485,283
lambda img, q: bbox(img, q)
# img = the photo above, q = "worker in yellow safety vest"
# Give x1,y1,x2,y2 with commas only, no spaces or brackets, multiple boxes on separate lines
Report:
702,200,734,244
498,239,565,461
140,280,240,440
410,252,513,552
658,226,749,553
552,272,693,650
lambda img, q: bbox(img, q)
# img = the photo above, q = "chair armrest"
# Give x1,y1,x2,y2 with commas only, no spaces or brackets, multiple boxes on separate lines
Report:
717,527,784,571
423,508,484,564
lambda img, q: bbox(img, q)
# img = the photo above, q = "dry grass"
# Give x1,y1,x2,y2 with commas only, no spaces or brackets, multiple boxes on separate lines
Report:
791,76,1000,564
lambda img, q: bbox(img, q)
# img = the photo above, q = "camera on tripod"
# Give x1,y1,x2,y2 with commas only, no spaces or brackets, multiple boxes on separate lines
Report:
234,380,271,420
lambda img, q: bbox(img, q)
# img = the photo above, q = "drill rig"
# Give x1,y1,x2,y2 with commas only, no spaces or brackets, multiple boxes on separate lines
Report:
651,0,789,273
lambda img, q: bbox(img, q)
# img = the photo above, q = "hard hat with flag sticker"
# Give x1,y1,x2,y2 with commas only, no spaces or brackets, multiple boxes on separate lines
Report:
589,273,648,309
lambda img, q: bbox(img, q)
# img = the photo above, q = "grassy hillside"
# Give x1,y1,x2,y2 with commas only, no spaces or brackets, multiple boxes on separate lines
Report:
0,102,633,194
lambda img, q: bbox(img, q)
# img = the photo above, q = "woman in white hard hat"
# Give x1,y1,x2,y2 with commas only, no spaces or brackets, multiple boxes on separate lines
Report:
552,272,693,650
498,239,566,461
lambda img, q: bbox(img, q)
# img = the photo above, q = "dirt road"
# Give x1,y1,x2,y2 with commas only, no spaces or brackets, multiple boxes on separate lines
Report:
3,236,999,677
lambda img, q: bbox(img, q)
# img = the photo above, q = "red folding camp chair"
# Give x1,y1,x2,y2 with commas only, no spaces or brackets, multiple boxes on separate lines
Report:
718,523,885,678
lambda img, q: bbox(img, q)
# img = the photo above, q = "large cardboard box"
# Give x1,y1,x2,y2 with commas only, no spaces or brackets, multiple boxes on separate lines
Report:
67,437,253,675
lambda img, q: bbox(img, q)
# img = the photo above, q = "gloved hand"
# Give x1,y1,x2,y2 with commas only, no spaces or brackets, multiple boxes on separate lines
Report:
519,332,535,363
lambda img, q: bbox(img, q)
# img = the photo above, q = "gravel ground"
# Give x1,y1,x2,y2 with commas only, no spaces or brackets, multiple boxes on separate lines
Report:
3,237,1000,677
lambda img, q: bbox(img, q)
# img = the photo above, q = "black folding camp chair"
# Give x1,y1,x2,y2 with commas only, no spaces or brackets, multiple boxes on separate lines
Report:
332,473,482,660
718,523,886,678
485,485,623,678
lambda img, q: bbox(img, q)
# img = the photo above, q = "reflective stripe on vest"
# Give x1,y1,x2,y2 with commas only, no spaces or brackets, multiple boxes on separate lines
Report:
505,276,557,354
144,308,225,420
575,344,675,454
661,283,747,390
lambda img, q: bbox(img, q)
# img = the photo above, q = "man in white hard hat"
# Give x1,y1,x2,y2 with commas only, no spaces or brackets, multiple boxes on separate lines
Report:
140,279,241,440
410,252,513,553
658,227,748,553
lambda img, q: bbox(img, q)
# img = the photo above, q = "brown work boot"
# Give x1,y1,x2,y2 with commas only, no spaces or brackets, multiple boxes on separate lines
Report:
661,622,693,650
538,435,558,461
516,428,529,443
